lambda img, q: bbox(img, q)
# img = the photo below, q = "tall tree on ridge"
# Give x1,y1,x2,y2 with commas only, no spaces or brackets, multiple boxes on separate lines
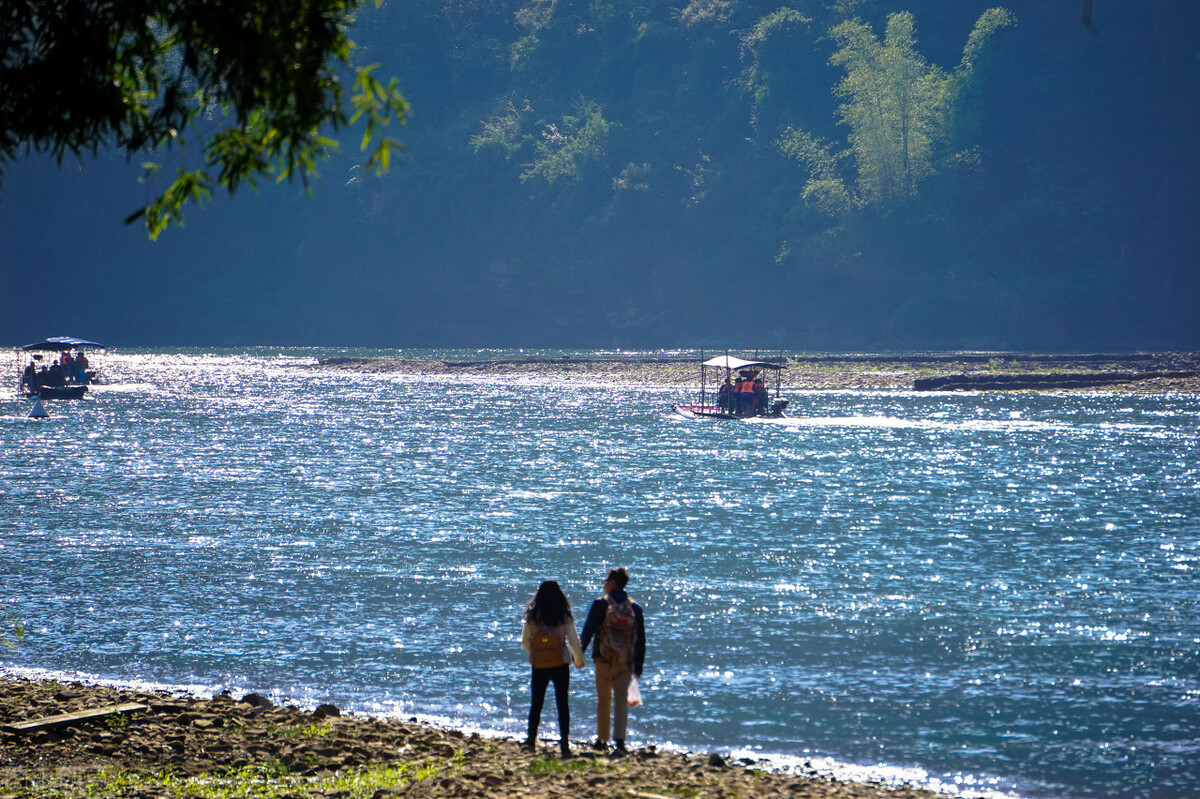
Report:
831,11,947,204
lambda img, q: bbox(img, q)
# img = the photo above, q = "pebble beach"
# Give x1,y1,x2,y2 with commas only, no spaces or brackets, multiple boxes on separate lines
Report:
0,677,953,799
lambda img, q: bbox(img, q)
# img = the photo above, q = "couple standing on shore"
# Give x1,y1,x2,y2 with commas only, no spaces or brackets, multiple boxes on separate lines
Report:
520,567,646,759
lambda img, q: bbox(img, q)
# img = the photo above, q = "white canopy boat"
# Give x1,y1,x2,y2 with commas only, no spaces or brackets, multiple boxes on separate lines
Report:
673,353,789,419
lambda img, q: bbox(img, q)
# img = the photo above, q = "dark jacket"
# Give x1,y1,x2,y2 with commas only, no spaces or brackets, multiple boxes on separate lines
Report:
579,589,645,677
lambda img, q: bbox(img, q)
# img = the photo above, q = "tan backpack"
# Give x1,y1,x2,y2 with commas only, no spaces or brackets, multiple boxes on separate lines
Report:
529,627,564,669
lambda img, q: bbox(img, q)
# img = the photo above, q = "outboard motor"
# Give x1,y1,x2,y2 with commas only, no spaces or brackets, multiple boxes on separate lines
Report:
770,398,789,417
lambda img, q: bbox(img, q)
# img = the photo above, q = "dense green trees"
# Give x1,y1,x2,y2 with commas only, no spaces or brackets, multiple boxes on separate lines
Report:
454,2,1015,224
521,99,611,184
355,0,1189,350
3,1,1195,351
0,0,408,237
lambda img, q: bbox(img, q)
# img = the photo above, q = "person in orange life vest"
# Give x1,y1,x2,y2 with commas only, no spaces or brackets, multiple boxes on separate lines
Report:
521,580,584,758
739,372,759,415
754,378,767,412
579,567,646,756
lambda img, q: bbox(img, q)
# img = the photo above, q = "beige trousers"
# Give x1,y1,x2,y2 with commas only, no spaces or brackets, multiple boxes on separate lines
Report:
593,657,633,742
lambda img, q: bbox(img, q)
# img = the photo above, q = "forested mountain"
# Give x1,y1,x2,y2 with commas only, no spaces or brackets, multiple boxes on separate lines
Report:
2,0,1197,350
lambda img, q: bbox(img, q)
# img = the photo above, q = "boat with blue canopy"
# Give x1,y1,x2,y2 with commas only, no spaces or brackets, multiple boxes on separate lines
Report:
16,337,105,399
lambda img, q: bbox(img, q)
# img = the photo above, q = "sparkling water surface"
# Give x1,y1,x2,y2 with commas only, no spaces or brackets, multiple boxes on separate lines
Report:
3,348,1197,799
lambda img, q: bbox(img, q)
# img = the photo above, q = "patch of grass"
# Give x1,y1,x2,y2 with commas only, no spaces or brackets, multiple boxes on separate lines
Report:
169,761,297,798
792,362,842,374
270,720,334,739
525,756,599,777
6,758,452,799
310,759,445,798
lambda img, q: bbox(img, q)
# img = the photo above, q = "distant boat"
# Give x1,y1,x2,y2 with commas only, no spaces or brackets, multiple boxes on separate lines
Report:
16,337,104,400
674,353,789,420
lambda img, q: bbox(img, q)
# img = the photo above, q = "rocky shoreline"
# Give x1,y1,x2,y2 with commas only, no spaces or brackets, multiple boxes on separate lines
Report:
0,677,959,799
312,352,1200,392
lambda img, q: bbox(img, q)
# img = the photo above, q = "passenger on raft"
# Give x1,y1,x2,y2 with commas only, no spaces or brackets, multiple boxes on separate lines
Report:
738,371,759,416
716,379,734,412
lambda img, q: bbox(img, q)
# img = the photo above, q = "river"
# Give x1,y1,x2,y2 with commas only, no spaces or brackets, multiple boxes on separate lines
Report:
2,348,1197,799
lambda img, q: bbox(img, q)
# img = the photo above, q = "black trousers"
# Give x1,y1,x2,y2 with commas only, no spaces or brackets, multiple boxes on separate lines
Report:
527,663,570,741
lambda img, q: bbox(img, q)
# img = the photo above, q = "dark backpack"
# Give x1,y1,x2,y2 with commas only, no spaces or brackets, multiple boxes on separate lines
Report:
598,597,637,665
529,627,564,669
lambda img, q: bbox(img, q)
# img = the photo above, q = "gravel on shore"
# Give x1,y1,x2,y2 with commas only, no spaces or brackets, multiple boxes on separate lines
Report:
0,677,963,799
311,352,1200,392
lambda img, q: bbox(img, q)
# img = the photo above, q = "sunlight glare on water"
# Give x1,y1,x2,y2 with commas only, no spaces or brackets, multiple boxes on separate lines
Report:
2,349,1197,799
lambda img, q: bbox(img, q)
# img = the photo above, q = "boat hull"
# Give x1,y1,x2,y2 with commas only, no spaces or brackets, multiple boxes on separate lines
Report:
26,385,88,400
674,402,787,420
674,403,738,419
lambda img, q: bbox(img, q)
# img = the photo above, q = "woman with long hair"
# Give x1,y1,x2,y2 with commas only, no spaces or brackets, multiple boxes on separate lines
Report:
522,580,584,758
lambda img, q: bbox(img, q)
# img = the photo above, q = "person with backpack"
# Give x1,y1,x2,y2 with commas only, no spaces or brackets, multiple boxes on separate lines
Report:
579,567,646,756
521,580,584,758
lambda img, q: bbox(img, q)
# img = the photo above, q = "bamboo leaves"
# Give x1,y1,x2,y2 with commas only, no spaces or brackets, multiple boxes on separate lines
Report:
779,8,1015,214
829,11,947,204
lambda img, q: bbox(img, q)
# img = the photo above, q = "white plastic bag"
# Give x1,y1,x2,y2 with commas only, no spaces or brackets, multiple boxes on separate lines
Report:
627,676,642,707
